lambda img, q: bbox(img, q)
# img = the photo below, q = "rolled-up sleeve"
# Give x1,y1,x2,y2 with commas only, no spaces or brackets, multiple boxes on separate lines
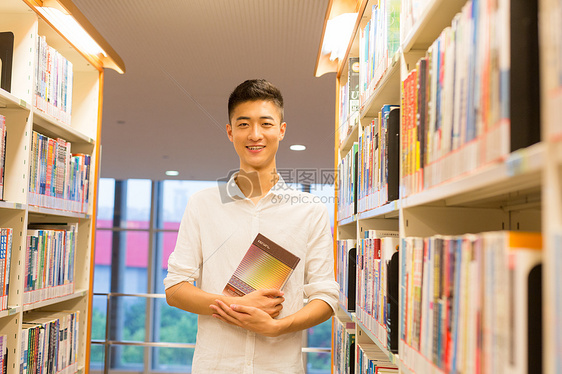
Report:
302,203,339,314
163,198,203,290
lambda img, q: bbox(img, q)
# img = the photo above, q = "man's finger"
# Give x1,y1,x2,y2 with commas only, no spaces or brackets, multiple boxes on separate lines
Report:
260,288,284,298
211,302,242,325
230,303,255,315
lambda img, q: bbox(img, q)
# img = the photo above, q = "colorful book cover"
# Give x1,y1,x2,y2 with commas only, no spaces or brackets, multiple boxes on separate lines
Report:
223,233,300,297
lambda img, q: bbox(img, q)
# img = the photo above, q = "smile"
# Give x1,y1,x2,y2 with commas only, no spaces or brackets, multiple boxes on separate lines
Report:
246,146,265,150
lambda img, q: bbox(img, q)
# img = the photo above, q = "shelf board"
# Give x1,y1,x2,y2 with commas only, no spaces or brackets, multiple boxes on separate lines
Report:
401,142,545,209
337,304,356,322
340,117,359,156
32,108,95,145
0,89,29,110
28,205,90,219
0,201,26,210
401,0,467,53
338,215,357,226
0,306,21,319
360,52,401,119
355,317,399,366
358,200,400,220
23,289,88,312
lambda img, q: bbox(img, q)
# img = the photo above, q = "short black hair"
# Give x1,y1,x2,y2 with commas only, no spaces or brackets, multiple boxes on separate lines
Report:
228,79,284,122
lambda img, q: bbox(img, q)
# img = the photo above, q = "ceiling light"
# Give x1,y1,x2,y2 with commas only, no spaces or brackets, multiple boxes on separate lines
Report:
165,170,179,176
36,6,106,56
321,13,357,61
290,145,306,151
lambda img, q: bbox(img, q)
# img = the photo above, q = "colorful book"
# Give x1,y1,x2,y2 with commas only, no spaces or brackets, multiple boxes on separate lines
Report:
223,233,300,297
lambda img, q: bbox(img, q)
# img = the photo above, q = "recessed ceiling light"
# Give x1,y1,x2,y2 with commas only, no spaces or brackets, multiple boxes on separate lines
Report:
290,144,306,151
165,170,179,176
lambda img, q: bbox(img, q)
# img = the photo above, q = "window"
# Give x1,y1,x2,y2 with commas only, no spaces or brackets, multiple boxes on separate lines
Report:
91,178,334,374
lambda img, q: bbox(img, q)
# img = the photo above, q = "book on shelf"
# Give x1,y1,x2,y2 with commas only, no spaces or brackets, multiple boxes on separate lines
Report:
0,334,6,374
337,239,357,312
25,224,77,305
356,230,399,350
223,233,300,297
387,250,399,353
0,228,12,311
333,318,356,374
356,342,398,373
0,115,6,201
339,57,361,141
399,231,542,374
400,0,540,197
400,0,432,43
356,105,400,213
22,310,79,374
29,131,91,213
359,0,401,106
349,57,360,114
34,35,73,124
338,142,358,220
0,32,13,93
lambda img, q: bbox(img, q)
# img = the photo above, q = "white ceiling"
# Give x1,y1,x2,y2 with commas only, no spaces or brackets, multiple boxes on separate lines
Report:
71,0,336,182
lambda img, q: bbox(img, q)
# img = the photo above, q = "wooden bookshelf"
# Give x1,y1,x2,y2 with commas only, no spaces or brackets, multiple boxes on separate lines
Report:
0,0,124,373
322,0,552,372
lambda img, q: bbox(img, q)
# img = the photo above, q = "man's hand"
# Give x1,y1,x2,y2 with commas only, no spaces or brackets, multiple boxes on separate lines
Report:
210,298,334,338
210,299,282,337
225,289,284,318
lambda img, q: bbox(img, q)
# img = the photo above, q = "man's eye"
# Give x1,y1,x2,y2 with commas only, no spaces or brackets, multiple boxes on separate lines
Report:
263,123,274,127
238,123,249,127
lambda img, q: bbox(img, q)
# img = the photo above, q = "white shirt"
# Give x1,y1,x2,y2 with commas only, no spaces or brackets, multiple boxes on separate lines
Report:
164,174,338,374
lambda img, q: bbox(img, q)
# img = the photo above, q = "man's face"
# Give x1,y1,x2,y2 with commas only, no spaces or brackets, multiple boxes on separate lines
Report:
226,100,286,172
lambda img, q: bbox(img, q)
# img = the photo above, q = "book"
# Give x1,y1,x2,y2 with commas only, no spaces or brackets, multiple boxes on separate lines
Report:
387,107,400,202
0,32,13,93
223,233,300,297
0,115,6,200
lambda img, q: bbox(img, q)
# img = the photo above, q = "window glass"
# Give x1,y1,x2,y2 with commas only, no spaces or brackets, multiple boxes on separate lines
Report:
152,347,195,372
153,298,198,344
124,179,152,229
94,230,112,293
155,231,178,294
161,180,217,227
305,352,331,374
309,183,335,228
97,178,115,228
111,345,144,370
306,319,332,373
105,296,146,344
91,294,108,341
124,231,149,293
89,344,104,371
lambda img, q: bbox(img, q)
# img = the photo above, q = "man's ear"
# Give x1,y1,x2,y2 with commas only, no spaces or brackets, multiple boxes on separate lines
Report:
279,122,287,140
226,123,234,142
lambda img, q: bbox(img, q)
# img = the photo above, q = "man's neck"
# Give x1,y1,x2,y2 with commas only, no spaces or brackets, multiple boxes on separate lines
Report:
236,167,278,204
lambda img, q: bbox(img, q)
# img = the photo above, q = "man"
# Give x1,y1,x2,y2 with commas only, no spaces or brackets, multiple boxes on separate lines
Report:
164,79,338,373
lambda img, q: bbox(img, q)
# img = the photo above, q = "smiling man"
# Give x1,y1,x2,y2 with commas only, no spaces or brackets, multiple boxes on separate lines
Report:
164,79,338,373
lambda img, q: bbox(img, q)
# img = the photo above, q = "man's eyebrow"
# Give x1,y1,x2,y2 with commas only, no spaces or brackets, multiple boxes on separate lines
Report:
235,116,276,121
